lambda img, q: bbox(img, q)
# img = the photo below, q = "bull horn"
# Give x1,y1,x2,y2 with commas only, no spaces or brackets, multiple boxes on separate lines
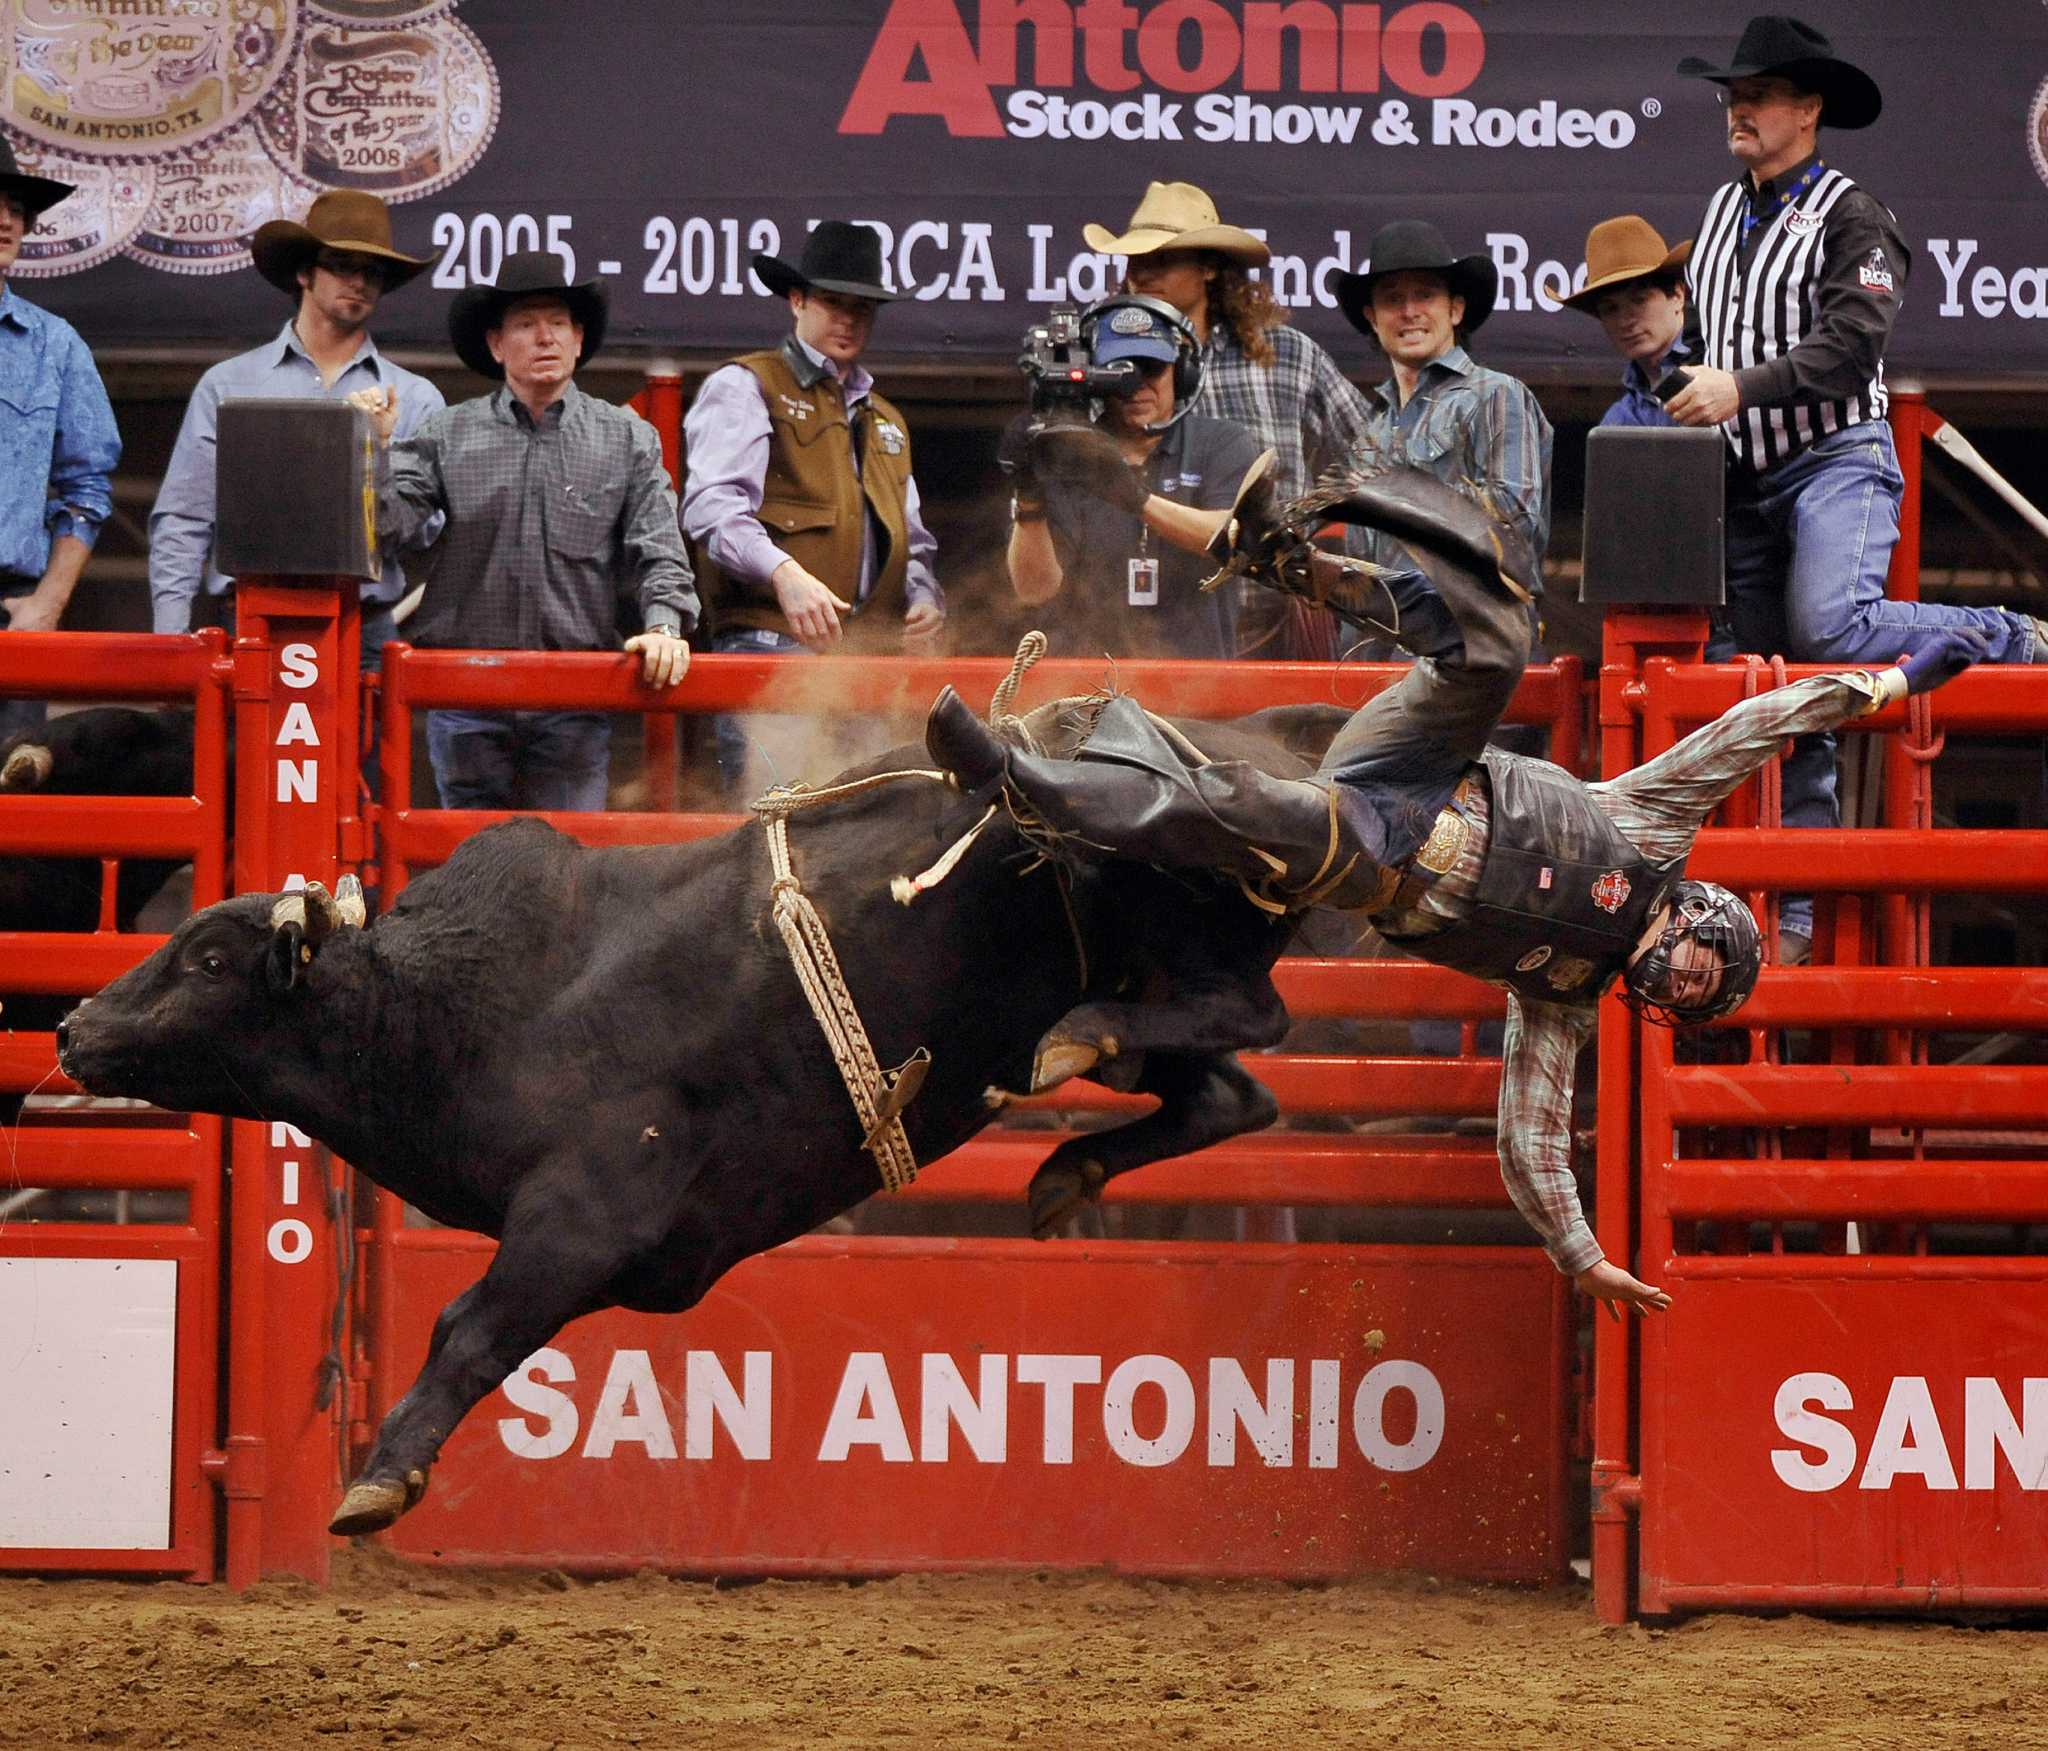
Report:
0,743,53,790
269,879,367,950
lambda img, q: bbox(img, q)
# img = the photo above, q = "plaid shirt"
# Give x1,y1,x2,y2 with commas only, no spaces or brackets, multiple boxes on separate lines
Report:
1377,671,1887,1273
1194,322,1375,657
385,383,697,651
1193,322,1373,503
1343,345,1553,577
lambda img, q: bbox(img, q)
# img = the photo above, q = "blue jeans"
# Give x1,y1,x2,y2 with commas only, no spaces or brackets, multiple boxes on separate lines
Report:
0,582,47,742
1723,421,2039,937
425,710,612,811
712,625,842,802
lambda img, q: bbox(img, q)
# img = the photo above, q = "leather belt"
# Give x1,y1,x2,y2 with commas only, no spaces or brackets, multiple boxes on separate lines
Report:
1365,771,1483,918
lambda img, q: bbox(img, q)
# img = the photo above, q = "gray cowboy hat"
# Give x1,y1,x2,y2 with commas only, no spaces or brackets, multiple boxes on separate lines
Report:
752,220,898,302
0,136,74,221
1334,220,1499,338
448,250,609,380
250,188,432,297
1676,15,1882,130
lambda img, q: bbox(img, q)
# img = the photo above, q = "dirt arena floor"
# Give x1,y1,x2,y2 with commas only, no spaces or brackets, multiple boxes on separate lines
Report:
2,1552,2045,1750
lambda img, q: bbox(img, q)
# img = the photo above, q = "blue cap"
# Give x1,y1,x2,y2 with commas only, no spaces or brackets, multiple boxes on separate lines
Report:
1092,302,1179,366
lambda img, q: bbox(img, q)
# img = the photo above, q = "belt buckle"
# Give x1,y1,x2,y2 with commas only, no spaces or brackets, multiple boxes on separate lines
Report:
1413,804,1470,877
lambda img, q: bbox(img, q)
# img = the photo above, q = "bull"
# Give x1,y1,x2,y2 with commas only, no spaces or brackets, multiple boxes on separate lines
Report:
55,699,1347,1533
55,466,1486,1538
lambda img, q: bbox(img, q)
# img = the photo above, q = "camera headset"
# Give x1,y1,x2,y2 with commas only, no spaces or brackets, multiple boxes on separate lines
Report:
1077,292,1203,436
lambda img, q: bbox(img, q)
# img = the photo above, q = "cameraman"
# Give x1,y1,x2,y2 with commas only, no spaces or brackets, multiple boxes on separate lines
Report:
1005,298,1263,660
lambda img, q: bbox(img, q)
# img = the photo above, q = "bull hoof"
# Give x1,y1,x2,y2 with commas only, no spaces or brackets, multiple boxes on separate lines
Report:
1028,1158,1106,1239
1030,1037,1103,1092
329,1468,428,1537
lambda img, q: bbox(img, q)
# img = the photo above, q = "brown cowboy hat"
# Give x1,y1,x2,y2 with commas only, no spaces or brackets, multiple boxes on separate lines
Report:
0,136,74,221
249,189,431,296
447,250,609,380
1562,216,1693,314
1082,181,1270,267
1676,14,1882,130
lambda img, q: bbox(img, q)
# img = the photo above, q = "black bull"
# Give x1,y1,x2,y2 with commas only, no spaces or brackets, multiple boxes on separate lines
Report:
56,699,1349,1535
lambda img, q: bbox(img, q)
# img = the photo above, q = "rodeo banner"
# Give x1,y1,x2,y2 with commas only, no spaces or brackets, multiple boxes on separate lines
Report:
7,0,2047,376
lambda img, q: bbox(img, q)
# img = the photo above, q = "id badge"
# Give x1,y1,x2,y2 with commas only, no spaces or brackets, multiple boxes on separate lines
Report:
1127,555,1160,607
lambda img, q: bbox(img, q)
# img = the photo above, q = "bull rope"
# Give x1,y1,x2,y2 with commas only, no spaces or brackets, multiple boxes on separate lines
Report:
750,634,1053,1193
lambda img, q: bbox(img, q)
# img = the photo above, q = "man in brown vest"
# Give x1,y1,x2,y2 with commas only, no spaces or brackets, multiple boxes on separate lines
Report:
682,221,942,795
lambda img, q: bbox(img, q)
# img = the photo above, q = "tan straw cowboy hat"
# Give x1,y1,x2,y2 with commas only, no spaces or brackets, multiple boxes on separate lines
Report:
1562,216,1693,313
249,189,431,296
1083,181,1270,266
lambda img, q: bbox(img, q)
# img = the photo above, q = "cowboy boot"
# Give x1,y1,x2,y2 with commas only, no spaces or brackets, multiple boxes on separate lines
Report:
926,688,1387,910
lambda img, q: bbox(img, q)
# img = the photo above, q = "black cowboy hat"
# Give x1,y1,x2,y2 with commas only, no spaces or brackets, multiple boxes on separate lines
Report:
447,250,609,380
1676,14,1881,130
1334,220,1499,338
751,220,898,302
0,136,74,222
250,189,431,297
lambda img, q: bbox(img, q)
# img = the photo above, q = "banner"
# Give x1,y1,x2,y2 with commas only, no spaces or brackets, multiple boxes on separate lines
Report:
9,0,2048,380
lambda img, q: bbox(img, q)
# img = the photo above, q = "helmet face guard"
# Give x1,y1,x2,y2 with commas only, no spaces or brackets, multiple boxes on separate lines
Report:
1619,881,1762,1027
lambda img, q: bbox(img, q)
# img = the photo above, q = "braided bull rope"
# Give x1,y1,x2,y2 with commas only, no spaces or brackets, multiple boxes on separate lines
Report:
755,768,943,1193
748,633,1053,1193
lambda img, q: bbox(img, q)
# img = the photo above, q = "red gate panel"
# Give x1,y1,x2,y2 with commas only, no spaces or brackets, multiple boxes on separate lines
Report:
1641,1269,2048,1612
378,1236,1572,1583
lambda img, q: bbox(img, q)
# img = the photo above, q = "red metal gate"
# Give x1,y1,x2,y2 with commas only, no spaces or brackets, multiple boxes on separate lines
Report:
1591,640,2048,1618
358,645,1584,1582
0,633,231,1577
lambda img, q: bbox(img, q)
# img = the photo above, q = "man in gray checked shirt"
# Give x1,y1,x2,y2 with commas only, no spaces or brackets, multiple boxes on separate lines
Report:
359,252,696,812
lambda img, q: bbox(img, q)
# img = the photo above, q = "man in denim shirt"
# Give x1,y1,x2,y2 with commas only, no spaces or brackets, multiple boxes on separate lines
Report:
1333,222,1551,619
149,190,442,660
1563,216,1698,429
0,140,120,740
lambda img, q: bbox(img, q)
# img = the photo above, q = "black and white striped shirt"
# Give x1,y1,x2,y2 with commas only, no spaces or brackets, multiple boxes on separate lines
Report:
1686,153,1910,472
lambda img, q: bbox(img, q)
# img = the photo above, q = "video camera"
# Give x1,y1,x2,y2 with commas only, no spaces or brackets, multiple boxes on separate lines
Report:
1016,304,1142,415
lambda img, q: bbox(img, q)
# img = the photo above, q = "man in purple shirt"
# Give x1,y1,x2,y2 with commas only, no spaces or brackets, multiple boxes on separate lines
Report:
681,222,942,797
1564,215,1697,429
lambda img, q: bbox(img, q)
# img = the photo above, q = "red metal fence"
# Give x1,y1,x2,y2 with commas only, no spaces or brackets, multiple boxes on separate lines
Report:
0,633,231,1578
361,643,1583,1582
3,388,2042,1610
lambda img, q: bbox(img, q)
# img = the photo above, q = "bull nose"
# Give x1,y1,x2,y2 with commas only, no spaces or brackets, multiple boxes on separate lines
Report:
55,1015,71,1052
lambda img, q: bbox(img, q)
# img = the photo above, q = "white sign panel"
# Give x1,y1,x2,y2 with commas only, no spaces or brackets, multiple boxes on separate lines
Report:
0,1258,177,1550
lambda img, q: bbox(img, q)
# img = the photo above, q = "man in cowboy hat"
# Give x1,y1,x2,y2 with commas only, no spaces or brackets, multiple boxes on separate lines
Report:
362,252,695,812
1668,14,2046,959
1332,219,1552,654
682,219,943,797
1562,215,1698,429
1083,180,1373,660
0,138,120,738
149,189,443,655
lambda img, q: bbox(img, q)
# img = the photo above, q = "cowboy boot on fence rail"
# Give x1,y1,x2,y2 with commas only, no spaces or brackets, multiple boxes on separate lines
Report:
926,687,1391,914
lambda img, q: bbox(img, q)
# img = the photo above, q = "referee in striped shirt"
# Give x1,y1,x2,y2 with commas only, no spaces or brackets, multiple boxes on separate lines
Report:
1665,15,2047,959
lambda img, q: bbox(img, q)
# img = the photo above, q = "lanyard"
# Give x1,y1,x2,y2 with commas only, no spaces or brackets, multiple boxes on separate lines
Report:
1741,159,1824,250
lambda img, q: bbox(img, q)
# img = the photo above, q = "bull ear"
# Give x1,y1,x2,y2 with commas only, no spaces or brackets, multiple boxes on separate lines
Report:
267,921,308,995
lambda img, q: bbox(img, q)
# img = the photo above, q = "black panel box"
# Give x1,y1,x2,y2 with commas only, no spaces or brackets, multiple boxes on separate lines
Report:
1581,425,1725,606
215,398,378,582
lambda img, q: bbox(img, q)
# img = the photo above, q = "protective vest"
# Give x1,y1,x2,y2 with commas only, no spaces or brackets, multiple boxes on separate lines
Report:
696,338,915,649
1379,751,1680,1007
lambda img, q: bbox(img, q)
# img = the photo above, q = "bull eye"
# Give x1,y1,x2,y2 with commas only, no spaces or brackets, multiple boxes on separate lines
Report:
198,951,228,980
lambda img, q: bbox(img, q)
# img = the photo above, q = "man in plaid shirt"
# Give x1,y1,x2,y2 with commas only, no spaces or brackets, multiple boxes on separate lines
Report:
926,465,1985,1311
365,252,696,812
